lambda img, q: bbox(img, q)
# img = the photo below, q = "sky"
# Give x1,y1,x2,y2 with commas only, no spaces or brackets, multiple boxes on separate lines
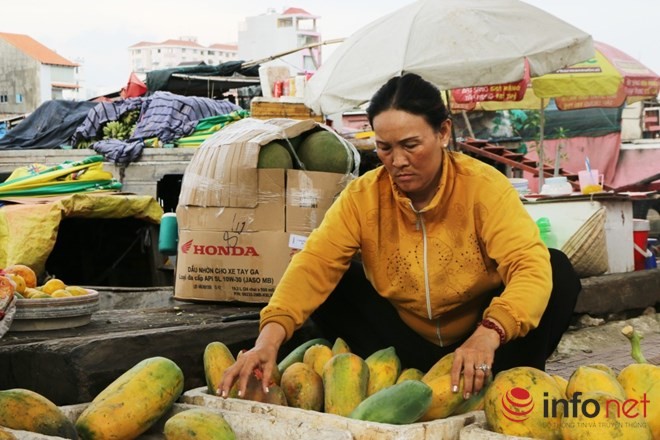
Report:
3,0,659,96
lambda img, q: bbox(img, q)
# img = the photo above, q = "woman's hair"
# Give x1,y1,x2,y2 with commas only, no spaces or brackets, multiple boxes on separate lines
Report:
366,73,449,132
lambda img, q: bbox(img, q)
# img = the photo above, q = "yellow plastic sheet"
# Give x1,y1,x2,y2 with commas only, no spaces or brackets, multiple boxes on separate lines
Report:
0,193,164,276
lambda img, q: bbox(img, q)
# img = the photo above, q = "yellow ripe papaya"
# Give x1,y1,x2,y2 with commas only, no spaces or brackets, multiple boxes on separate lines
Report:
396,367,424,384
164,408,236,440
303,344,334,377
0,389,77,439
566,366,626,401
617,363,660,439
560,391,653,440
452,375,492,416
0,427,17,440
322,353,369,417
365,346,401,396
422,352,455,383
75,356,184,440
203,341,236,395
551,374,569,398
419,373,464,421
585,362,616,377
280,362,324,411
277,338,330,374
331,337,351,355
484,366,564,439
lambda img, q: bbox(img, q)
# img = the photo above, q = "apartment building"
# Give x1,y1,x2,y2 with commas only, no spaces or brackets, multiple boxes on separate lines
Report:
128,37,238,74
238,7,322,74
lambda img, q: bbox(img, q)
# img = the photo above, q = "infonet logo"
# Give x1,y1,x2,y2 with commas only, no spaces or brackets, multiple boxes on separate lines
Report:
180,240,260,256
501,387,534,422
501,388,650,423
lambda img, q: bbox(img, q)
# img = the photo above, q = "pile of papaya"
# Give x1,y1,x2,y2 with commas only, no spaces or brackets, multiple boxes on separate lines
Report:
482,325,659,439
0,356,229,440
204,337,483,425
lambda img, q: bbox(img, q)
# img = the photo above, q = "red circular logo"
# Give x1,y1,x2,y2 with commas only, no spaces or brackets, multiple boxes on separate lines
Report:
501,387,535,422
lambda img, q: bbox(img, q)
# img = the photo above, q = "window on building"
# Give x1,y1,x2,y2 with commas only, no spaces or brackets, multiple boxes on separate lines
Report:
15,94,23,103
0,95,7,103
303,55,317,71
134,49,141,54
158,49,161,53
277,18,293,28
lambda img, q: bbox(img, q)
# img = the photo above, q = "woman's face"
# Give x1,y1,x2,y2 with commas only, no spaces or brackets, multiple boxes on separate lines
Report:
373,109,451,207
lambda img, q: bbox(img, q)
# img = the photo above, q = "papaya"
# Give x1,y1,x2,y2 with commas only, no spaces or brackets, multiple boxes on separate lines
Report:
297,130,352,173
396,368,424,384
566,366,626,401
560,391,653,440
75,356,184,440
585,362,616,377
277,337,330,374
422,352,455,383
619,325,660,438
551,374,569,398
203,341,236,395
419,373,465,421
280,362,324,411
303,344,333,377
322,353,369,417
452,375,492,415
257,141,293,169
484,366,564,439
0,427,16,440
164,408,236,440
365,346,401,396
331,337,351,355
349,380,432,424
229,367,286,405
0,389,77,439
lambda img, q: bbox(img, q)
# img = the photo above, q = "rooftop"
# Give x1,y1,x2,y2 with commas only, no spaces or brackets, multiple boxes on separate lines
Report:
0,32,77,67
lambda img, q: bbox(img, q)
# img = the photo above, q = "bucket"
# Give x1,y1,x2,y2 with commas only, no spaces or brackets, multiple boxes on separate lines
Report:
158,212,178,256
633,219,650,271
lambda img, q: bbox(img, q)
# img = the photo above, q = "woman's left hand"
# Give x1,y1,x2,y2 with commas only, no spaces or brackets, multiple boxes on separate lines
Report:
450,321,502,399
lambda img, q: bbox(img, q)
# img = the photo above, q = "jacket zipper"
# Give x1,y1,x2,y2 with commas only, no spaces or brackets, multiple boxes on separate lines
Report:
413,206,444,347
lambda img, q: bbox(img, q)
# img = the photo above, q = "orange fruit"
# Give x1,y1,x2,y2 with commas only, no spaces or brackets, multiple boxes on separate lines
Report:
51,289,73,298
6,273,26,294
4,264,37,288
0,275,15,299
41,278,66,295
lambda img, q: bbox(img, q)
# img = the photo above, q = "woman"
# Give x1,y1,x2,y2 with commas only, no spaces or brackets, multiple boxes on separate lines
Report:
220,73,581,401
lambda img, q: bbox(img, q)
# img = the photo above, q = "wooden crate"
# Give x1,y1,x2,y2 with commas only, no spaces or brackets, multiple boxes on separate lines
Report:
250,99,324,123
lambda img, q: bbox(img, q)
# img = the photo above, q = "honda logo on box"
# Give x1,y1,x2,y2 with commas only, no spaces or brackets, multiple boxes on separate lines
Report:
180,239,260,256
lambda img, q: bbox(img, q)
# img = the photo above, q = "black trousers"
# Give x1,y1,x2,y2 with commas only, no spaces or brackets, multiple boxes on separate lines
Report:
309,249,582,374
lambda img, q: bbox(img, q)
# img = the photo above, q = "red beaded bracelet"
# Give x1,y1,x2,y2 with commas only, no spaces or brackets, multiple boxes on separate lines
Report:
479,319,506,345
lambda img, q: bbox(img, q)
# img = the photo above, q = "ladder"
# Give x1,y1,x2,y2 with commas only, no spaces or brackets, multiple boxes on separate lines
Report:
456,139,613,191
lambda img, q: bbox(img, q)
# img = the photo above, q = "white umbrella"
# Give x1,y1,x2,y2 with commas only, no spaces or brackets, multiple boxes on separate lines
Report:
304,0,594,115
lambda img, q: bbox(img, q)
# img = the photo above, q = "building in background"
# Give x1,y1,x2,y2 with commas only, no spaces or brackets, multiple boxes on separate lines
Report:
0,32,80,114
128,37,238,74
238,7,322,75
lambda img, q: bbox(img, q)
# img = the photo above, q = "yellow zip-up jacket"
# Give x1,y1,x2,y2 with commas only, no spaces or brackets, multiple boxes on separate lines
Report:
261,150,552,346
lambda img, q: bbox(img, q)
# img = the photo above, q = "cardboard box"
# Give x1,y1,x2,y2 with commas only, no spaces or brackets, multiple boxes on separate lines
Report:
174,230,300,303
286,169,352,234
177,169,286,232
175,118,358,303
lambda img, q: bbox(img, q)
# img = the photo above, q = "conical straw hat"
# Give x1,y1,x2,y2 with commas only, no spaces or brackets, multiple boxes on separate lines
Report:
561,208,609,278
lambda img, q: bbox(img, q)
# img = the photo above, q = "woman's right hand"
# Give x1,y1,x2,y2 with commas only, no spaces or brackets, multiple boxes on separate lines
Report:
218,322,286,398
